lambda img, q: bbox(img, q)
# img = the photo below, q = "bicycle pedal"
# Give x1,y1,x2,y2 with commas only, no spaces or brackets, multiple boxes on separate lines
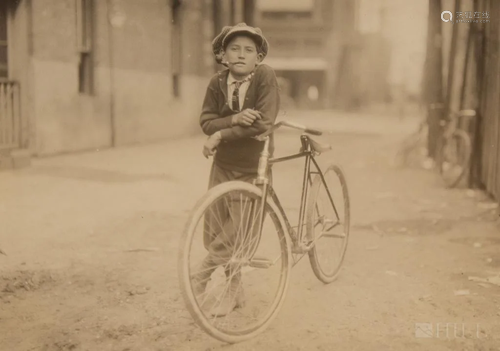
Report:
292,243,312,254
304,242,314,250
249,257,273,269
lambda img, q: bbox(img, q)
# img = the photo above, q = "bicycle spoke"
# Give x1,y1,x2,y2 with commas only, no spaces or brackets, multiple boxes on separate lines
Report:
181,182,292,340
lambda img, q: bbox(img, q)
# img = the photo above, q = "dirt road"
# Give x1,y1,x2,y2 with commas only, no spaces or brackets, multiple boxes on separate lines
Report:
1,112,499,350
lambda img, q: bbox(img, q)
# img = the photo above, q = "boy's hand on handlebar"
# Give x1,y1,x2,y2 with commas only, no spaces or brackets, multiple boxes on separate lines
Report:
232,109,261,127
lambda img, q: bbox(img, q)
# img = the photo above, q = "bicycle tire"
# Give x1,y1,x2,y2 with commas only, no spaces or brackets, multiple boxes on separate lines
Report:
394,122,428,168
307,164,350,284
395,133,422,168
178,181,292,343
438,130,472,188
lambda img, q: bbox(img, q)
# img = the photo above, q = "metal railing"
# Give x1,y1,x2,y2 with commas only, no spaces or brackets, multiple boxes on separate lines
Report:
0,79,20,150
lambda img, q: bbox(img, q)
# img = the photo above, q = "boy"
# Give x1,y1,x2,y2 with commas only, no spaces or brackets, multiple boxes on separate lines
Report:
193,23,280,317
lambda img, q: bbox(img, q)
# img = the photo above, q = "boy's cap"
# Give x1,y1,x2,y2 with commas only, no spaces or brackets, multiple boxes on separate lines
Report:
212,23,269,65
222,23,269,56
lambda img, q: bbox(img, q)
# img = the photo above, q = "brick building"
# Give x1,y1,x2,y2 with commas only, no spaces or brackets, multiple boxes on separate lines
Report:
0,0,253,166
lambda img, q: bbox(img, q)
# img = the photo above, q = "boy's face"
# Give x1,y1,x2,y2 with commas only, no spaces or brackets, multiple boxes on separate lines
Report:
223,35,263,78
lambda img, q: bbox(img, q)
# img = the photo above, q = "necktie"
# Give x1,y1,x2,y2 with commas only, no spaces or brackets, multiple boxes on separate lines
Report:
231,81,243,112
231,73,253,111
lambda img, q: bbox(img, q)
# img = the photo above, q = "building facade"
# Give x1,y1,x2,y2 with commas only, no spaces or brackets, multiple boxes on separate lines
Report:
0,0,252,167
254,0,362,110
255,0,421,111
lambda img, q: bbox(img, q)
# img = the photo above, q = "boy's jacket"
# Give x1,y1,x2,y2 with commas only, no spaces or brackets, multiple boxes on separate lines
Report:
200,64,281,173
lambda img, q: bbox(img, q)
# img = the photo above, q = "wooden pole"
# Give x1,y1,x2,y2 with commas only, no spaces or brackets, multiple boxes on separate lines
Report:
445,0,473,127
463,0,486,187
422,0,444,158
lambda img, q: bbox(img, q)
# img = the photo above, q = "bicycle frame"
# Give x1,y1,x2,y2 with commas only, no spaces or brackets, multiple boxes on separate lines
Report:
437,109,476,162
440,109,476,138
252,134,340,256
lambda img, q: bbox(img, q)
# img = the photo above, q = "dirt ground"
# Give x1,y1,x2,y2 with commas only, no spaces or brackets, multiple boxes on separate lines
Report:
1,111,499,351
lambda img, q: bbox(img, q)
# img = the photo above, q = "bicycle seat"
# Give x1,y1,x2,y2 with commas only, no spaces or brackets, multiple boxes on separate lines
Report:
308,136,332,154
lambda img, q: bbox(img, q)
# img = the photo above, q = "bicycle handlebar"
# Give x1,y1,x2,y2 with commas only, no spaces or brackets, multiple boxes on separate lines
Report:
439,109,477,128
255,120,323,141
428,103,476,118
429,103,444,110
450,109,476,118
282,121,323,135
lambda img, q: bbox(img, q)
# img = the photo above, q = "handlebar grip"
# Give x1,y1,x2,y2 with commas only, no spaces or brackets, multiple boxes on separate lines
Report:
459,109,476,117
304,128,322,136
429,103,444,110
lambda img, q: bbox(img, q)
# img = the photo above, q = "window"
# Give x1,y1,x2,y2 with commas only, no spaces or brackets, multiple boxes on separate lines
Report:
304,38,322,49
256,0,316,23
0,1,8,78
256,0,314,12
76,0,93,94
172,74,180,97
261,11,312,20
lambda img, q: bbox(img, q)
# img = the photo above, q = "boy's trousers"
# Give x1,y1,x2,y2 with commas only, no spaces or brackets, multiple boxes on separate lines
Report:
203,162,272,266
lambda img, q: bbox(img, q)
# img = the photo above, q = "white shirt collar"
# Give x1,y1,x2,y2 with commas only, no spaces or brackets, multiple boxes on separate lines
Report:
227,72,252,85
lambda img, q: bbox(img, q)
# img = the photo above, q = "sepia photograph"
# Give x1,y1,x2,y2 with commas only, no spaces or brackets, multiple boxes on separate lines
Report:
0,0,499,350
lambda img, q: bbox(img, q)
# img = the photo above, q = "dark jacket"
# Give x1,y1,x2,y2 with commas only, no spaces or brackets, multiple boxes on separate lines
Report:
200,64,280,173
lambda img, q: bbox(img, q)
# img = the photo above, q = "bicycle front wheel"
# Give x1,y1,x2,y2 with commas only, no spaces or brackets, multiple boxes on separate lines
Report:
438,130,471,188
178,181,291,343
307,164,350,284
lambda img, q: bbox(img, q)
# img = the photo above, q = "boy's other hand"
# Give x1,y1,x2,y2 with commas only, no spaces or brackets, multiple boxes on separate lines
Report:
232,109,261,127
203,131,222,159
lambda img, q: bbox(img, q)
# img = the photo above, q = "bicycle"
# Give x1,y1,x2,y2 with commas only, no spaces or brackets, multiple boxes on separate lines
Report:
394,116,428,168
435,109,475,188
178,120,350,343
394,103,443,169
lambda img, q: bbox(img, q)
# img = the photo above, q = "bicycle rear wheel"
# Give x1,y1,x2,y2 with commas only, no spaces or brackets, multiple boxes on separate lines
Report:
178,181,291,343
438,130,471,188
307,164,350,284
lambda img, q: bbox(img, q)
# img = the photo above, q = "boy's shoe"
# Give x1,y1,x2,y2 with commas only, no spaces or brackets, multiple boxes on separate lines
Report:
190,257,216,299
192,275,209,298
210,273,245,317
